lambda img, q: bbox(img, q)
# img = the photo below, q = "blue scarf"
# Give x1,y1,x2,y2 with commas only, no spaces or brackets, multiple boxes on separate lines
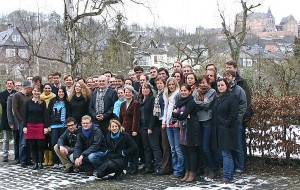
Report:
110,130,120,139
82,125,94,138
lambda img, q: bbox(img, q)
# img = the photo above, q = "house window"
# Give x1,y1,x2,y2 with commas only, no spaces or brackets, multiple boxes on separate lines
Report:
247,60,252,67
6,49,16,57
12,35,21,42
18,49,28,59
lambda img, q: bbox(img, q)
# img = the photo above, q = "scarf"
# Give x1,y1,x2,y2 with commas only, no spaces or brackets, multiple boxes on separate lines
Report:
95,87,108,114
191,84,197,93
111,130,121,139
197,85,210,101
176,94,194,108
82,125,94,138
153,90,163,117
40,92,56,107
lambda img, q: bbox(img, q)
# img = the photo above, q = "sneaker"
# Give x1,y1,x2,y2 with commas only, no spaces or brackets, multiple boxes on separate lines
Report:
64,166,74,173
20,163,27,168
85,168,94,176
53,164,59,168
59,164,64,168
170,175,182,180
221,179,229,184
115,171,124,180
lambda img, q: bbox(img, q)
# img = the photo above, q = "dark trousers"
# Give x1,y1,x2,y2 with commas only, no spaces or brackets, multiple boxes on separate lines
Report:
129,135,140,168
44,134,51,150
12,130,20,161
51,127,66,164
182,145,198,172
160,128,172,174
97,158,126,178
28,139,45,164
140,128,154,170
148,128,162,171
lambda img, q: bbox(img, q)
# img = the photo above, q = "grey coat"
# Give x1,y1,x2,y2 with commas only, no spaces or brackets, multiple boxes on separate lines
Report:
7,93,18,130
231,84,247,121
193,88,216,121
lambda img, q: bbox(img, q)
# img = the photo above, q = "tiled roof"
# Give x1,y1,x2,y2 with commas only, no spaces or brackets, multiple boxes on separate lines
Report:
0,27,15,46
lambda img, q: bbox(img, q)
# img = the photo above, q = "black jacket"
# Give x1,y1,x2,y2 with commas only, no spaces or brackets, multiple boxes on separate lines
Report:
211,91,239,151
73,124,106,159
69,95,90,124
139,95,155,130
57,126,81,154
0,89,16,130
48,98,69,126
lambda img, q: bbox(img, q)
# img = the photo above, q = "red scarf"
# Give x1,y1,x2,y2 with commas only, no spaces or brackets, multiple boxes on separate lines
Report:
197,85,210,101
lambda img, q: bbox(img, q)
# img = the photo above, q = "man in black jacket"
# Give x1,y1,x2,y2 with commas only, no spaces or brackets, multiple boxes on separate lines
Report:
72,115,107,176
54,117,79,173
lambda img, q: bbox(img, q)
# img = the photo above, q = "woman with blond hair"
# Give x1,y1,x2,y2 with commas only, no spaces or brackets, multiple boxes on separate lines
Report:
162,77,184,178
96,119,138,180
69,81,92,124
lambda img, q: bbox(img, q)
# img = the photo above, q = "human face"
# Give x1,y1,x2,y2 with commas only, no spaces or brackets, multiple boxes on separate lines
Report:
199,78,209,88
74,83,81,93
124,89,134,100
32,87,41,98
168,80,176,92
206,70,215,83
206,65,215,71
109,77,116,88
129,71,137,82
183,67,192,77
64,76,73,87
224,73,235,84
104,73,112,81
217,81,227,93
52,75,61,85
27,77,33,83
93,77,99,88
43,84,52,95
158,71,167,80
173,73,181,83
174,62,182,70
149,69,158,78
117,89,125,99
67,122,77,133
98,76,108,90
186,74,196,86
86,79,94,89
180,86,191,98
135,70,143,80
110,122,120,134
15,82,22,92
155,80,165,91
32,80,41,89
6,80,14,90
142,86,151,97
58,88,65,99
124,79,132,86
48,75,53,84
225,64,237,71
116,79,124,88
81,119,92,130
139,75,147,85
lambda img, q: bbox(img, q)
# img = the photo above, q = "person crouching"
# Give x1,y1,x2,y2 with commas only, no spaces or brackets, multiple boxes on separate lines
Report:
97,119,138,180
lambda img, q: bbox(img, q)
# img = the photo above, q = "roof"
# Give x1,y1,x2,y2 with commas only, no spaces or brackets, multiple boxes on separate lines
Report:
0,27,15,46
280,15,296,25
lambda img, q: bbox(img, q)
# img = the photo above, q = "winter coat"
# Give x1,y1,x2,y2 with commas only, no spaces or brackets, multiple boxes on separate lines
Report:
162,90,180,127
139,95,155,129
48,98,69,126
57,126,81,154
193,88,216,121
7,93,18,130
73,124,106,160
211,91,239,151
231,83,247,121
0,89,16,130
119,100,140,134
172,95,200,146
69,95,90,124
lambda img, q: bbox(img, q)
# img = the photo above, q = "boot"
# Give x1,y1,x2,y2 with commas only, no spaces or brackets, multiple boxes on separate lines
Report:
48,151,54,166
43,150,49,166
180,171,190,182
38,163,43,169
186,172,196,182
32,163,38,170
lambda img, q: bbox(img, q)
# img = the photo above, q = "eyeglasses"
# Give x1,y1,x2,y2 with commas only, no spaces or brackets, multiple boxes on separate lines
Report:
135,71,143,74
67,123,75,127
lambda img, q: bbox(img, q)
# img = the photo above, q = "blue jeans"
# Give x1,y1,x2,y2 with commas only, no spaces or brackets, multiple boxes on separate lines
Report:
88,151,107,170
166,127,184,176
234,121,244,171
222,150,234,181
201,120,215,170
18,123,27,164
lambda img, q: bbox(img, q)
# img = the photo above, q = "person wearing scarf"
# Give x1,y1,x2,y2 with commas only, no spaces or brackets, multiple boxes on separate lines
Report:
97,119,138,180
73,115,107,176
186,73,198,93
172,84,200,183
193,75,217,179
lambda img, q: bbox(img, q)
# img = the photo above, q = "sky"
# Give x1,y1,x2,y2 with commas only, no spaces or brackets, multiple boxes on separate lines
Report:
0,0,299,33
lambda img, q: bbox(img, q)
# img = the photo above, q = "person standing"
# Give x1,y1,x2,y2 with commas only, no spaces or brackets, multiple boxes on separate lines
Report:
23,85,49,169
211,78,239,183
12,81,32,168
0,79,16,162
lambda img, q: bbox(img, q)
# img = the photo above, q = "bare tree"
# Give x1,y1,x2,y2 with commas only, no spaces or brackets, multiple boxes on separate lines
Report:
218,0,261,63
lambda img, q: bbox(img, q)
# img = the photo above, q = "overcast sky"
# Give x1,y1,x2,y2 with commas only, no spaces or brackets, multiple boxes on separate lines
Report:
1,0,299,33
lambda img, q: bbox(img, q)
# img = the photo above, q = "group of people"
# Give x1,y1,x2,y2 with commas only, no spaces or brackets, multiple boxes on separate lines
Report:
0,60,252,183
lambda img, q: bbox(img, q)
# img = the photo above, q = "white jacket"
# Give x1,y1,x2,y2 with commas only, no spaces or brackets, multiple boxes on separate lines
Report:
162,90,180,127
